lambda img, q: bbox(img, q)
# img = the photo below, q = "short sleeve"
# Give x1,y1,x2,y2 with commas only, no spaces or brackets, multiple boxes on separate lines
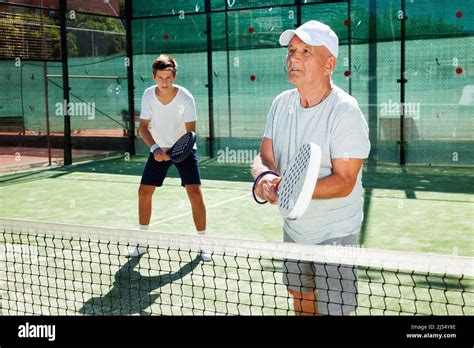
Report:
330,107,371,159
140,91,153,120
183,96,197,122
263,99,278,139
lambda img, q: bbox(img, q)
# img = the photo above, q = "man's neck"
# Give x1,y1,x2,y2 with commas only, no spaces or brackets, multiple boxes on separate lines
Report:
156,86,177,102
298,80,333,108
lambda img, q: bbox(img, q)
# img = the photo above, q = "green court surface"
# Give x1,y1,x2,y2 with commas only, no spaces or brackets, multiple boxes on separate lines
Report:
1,156,473,315
0,157,278,241
1,156,473,255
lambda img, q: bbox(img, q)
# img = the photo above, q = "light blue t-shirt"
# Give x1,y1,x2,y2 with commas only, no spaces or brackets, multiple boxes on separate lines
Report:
263,85,370,244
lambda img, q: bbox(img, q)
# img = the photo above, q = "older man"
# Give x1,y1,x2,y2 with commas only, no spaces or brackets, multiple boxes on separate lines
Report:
252,20,370,315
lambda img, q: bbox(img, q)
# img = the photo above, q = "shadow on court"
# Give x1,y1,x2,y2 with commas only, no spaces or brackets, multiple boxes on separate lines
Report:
358,162,474,246
78,255,202,315
3,156,472,193
358,269,471,292
362,163,474,195
0,156,254,186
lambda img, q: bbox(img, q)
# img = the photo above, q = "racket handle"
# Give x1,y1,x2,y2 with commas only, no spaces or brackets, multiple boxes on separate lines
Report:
252,170,280,204
275,178,282,192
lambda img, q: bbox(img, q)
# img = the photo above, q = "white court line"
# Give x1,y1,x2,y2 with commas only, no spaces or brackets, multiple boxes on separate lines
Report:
149,192,251,227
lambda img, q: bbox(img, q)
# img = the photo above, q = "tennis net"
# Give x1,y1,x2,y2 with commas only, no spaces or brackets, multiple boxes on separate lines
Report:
1,218,473,316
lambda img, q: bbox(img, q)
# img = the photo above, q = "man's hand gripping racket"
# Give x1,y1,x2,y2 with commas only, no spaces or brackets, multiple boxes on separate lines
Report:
253,143,322,220
153,131,196,163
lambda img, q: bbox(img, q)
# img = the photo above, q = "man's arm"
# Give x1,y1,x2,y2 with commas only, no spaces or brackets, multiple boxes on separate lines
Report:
319,106,369,199
185,121,196,133
139,118,169,162
252,142,363,204
312,158,363,199
251,137,277,176
139,118,155,148
251,137,279,204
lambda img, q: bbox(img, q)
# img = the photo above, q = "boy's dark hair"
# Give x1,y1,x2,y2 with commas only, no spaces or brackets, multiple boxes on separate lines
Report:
152,55,178,76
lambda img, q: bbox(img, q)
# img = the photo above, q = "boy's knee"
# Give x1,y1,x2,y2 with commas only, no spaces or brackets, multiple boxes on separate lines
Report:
138,185,155,198
186,185,202,199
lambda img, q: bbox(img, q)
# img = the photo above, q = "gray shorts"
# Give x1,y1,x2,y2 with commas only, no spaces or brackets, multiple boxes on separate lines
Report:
282,232,359,315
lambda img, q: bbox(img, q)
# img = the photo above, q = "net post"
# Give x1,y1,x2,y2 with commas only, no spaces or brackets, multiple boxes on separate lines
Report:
125,0,136,156
347,0,352,95
59,0,72,165
205,0,215,158
225,0,232,138
398,0,408,166
368,0,378,163
296,0,302,27
43,62,52,166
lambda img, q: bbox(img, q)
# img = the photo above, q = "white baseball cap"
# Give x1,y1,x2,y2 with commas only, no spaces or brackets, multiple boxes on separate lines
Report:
279,20,339,58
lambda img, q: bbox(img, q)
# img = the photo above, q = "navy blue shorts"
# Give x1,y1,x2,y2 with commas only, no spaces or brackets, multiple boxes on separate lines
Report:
140,150,201,187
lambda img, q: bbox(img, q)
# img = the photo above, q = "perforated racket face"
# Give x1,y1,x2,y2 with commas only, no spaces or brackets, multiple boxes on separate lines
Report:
278,143,321,220
168,132,196,162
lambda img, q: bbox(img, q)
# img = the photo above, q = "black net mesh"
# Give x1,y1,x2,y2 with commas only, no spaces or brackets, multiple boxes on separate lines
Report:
2,219,473,315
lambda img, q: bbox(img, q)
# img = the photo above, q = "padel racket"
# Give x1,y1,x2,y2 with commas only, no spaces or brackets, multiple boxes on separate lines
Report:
276,143,321,220
167,131,196,163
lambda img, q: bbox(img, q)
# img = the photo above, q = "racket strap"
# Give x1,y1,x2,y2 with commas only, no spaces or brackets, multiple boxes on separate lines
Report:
252,170,279,204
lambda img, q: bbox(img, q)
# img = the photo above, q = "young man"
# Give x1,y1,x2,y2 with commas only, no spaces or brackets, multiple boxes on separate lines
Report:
127,54,211,261
252,21,370,315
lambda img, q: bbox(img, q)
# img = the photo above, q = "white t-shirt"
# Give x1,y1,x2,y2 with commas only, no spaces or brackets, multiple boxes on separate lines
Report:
264,85,371,244
140,84,197,148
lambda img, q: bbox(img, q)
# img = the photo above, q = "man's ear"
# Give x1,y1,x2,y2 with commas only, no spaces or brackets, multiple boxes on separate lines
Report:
325,56,337,75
